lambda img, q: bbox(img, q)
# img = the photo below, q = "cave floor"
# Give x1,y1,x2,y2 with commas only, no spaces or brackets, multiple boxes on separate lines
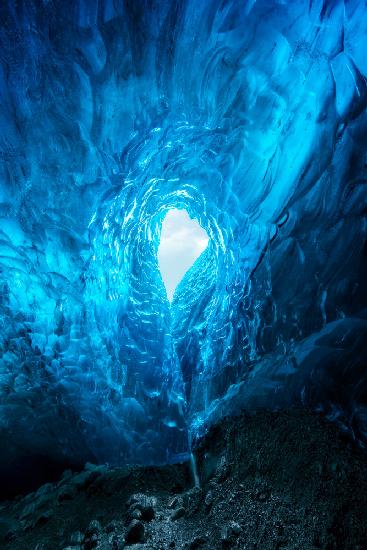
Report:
1,410,367,550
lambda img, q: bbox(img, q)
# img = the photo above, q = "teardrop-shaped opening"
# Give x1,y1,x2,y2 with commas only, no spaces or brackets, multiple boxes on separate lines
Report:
158,208,209,302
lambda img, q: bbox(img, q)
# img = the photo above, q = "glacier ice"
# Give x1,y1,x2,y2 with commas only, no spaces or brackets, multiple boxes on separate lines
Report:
0,0,366,481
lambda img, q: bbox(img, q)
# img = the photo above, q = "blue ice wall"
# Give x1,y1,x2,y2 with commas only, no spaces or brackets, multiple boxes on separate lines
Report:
0,0,366,475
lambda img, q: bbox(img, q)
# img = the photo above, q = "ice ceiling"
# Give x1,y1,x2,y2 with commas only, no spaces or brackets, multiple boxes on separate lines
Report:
0,0,367,479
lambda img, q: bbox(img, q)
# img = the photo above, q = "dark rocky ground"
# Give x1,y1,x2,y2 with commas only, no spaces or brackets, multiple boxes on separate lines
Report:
1,410,367,549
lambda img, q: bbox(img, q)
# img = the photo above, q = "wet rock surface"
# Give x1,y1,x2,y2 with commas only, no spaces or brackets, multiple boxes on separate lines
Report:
125,520,145,544
1,410,367,549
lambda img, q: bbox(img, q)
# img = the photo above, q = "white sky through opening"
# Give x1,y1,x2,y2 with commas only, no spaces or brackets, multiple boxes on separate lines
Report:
158,208,209,302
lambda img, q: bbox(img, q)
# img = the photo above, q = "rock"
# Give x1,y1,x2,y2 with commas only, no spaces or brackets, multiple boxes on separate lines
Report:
20,519,33,532
216,457,231,482
84,462,99,471
230,522,241,535
71,467,104,492
189,535,207,549
221,521,242,542
126,494,155,522
58,487,75,501
168,496,179,509
70,531,84,544
94,541,111,550
83,522,102,550
20,509,53,532
110,534,125,549
19,494,53,520
35,482,54,498
204,490,214,508
140,504,155,522
128,507,142,520
171,507,186,521
125,519,145,544
105,520,122,533
4,529,16,542
127,495,139,507
251,486,271,502
183,487,202,512
34,511,53,527
83,533,99,550
60,469,73,482
85,519,102,537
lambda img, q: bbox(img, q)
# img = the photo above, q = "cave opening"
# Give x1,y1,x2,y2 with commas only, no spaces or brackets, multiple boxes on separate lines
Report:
157,208,209,302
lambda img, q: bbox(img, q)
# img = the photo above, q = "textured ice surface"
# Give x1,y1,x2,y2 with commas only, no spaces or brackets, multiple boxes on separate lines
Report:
0,0,366,474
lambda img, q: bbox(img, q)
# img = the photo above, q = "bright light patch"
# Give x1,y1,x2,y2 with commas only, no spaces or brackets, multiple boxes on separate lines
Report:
158,209,209,302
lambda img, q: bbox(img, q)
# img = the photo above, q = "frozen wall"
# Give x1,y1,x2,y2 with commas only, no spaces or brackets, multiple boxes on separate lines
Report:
0,0,366,482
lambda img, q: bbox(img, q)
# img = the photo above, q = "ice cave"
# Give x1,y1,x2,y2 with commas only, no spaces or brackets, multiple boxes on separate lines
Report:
0,0,367,548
